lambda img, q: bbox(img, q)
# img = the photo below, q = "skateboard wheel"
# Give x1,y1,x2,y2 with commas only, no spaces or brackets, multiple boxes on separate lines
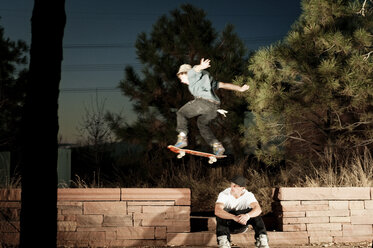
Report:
177,151,185,159
208,157,217,164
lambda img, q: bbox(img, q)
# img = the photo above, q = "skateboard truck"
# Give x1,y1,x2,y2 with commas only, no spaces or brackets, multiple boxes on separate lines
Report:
177,150,186,159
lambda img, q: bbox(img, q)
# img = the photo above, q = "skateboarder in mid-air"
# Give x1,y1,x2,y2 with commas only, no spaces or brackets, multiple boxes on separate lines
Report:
175,58,250,155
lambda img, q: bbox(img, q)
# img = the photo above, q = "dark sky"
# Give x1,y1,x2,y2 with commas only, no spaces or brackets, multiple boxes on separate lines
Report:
0,0,302,143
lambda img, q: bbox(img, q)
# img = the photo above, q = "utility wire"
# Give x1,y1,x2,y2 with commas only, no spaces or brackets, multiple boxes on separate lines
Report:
62,63,142,72
62,35,283,49
60,87,121,93
63,43,134,49
0,8,294,18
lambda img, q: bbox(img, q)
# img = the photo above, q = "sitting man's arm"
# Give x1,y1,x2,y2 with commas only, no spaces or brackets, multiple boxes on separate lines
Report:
237,201,262,225
215,202,240,223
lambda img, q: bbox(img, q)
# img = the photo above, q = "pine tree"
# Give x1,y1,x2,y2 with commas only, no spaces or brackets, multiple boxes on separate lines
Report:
244,0,373,166
110,4,248,155
0,22,28,151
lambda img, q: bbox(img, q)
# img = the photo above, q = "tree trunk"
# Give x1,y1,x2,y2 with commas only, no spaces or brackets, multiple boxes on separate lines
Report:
20,0,65,246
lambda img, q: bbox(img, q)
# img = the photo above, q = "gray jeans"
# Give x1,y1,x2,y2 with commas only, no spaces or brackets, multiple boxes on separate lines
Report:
176,98,219,146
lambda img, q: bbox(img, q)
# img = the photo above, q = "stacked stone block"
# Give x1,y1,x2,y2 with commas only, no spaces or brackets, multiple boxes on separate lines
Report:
274,187,373,244
0,188,190,247
0,189,21,246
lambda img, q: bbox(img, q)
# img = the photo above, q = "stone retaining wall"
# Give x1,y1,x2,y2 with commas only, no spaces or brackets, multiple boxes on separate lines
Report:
0,188,190,247
273,187,373,244
1,187,372,247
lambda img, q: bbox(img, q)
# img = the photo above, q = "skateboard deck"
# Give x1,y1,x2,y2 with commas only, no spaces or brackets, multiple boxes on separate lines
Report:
167,145,226,164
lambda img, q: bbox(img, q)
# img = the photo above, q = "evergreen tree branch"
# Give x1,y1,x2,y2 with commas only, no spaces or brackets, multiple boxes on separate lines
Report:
278,133,313,144
333,110,343,129
321,44,336,55
339,121,373,130
354,139,373,147
363,51,373,60
357,0,368,16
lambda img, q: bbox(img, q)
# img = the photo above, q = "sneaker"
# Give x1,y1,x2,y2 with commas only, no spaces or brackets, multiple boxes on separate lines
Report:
217,235,231,248
213,142,225,156
174,134,187,148
255,234,270,248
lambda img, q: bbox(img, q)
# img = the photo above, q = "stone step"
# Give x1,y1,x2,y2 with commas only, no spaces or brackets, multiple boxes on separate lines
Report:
167,231,309,247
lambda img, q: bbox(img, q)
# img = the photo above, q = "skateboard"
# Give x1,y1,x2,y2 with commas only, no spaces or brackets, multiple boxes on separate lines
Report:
167,145,226,164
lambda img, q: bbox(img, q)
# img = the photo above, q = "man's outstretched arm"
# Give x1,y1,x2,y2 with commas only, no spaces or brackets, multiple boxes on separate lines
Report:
194,58,211,72
219,82,250,92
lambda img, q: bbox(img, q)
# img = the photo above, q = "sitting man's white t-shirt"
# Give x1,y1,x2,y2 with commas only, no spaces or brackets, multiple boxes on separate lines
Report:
216,188,258,211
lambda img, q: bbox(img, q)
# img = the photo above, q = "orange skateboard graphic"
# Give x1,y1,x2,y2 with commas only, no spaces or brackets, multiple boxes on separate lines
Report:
167,145,226,164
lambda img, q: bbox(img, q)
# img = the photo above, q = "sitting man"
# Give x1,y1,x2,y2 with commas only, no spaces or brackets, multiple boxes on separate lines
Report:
215,175,270,248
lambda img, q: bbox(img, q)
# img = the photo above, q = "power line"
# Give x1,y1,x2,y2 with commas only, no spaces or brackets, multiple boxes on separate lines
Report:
0,8,294,18
242,35,283,41
63,43,134,49
60,87,121,93
62,63,142,72
61,35,283,50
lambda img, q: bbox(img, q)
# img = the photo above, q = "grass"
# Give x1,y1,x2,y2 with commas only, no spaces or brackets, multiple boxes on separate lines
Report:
304,147,373,187
3,146,373,215
65,146,373,214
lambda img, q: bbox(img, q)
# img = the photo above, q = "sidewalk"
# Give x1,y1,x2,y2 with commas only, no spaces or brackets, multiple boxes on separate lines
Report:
169,241,373,247
171,245,372,248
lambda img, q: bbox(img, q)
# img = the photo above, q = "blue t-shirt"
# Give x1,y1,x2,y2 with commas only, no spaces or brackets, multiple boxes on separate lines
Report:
187,68,220,103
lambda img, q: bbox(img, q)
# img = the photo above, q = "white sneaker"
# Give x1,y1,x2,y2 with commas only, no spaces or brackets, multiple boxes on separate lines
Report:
174,134,188,148
212,142,225,155
255,234,270,248
217,235,231,248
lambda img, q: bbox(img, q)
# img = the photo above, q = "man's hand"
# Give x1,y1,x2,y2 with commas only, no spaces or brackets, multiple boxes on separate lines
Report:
239,84,250,92
232,214,250,225
232,215,241,223
237,214,250,225
199,58,211,70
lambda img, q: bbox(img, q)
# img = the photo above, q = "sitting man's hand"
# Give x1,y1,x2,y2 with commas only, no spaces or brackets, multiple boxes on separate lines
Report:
237,214,250,225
